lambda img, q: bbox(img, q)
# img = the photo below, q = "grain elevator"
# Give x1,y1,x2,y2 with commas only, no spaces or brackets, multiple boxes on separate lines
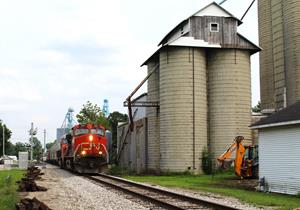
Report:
140,2,260,173
258,0,300,111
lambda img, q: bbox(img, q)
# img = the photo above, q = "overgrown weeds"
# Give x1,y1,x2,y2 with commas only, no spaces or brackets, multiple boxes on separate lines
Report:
0,169,25,210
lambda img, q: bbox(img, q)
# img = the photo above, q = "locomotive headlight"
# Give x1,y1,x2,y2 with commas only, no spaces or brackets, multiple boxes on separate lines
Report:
99,151,103,155
81,150,86,155
89,135,93,142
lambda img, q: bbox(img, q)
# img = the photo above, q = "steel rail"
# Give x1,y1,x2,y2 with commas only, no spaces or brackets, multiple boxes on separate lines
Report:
86,175,187,210
86,173,241,210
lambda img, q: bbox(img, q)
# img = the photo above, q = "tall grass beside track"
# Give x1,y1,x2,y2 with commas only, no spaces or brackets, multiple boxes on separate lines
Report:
0,169,25,210
124,172,300,210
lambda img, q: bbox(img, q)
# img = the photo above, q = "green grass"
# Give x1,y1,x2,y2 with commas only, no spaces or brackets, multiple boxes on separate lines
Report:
124,173,300,210
0,169,25,210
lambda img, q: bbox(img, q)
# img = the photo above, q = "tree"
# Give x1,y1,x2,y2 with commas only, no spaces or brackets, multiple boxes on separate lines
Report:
14,142,30,158
252,101,261,113
76,101,110,129
0,121,12,157
107,111,128,163
5,142,16,156
30,137,43,161
46,142,55,150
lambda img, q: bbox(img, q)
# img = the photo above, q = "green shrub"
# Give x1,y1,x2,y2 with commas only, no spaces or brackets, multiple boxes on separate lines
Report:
202,147,214,174
0,170,25,210
109,164,130,176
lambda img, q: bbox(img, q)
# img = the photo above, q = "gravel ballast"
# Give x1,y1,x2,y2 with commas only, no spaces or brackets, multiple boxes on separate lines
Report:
23,164,148,210
23,164,265,210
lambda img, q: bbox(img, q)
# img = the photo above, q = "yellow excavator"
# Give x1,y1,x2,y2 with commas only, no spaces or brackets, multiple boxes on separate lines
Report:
217,136,258,179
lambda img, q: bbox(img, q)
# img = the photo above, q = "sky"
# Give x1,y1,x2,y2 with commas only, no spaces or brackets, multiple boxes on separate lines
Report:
0,0,259,145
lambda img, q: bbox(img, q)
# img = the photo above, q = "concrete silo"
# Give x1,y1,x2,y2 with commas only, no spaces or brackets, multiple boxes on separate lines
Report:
207,49,252,158
258,0,275,110
258,0,300,110
282,0,300,105
159,47,207,172
146,60,160,172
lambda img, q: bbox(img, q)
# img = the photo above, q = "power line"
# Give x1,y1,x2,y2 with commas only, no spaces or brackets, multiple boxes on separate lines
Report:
241,0,256,20
219,0,229,5
219,0,257,21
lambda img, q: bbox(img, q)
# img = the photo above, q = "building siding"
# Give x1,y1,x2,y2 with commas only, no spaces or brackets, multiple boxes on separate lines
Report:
117,119,148,174
259,125,300,194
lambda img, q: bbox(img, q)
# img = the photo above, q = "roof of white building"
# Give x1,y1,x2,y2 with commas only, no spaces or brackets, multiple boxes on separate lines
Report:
251,101,300,129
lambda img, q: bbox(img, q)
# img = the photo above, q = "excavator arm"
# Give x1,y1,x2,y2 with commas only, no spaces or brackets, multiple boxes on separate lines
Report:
217,136,245,177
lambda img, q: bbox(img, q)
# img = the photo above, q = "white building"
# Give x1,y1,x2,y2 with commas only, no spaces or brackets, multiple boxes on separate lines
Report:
251,101,300,195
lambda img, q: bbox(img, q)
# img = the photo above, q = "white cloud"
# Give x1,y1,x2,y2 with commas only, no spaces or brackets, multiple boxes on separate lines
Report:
0,68,21,78
34,50,71,64
0,77,43,103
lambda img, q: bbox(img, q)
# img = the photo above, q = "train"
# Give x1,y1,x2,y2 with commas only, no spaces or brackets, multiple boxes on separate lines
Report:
47,123,109,173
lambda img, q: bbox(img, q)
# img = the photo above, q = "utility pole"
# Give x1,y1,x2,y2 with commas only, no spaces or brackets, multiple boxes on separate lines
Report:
0,120,5,159
43,129,46,153
29,122,37,162
30,123,33,162
3,124,4,159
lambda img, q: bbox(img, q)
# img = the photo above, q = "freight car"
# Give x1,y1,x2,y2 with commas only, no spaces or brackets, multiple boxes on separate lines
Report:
47,123,108,173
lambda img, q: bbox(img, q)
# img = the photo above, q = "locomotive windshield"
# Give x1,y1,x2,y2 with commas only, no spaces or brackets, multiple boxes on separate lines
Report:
91,128,104,136
74,128,89,136
74,128,104,136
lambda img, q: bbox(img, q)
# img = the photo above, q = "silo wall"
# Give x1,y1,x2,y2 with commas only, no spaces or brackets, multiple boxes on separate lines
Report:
258,0,300,109
146,60,160,172
258,0,275,110
271,0,285,109
159,47,207,172
207,49,252,159
283,0,300,105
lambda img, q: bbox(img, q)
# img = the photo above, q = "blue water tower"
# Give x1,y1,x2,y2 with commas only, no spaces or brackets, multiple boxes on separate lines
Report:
103,99,109,118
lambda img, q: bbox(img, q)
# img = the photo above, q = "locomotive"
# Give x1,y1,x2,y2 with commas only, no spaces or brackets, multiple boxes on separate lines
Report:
47,123,108,173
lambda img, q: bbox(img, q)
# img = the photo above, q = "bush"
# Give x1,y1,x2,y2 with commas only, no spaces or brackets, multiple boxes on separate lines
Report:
0,170,24,210
202,147,215,174
109,165,130,176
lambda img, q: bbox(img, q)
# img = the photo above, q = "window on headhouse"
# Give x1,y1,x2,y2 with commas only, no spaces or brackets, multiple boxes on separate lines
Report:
210,23,219,32
180,25,184,34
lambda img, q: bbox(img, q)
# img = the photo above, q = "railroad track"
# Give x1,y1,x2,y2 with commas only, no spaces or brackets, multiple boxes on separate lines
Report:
85,173,241,210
